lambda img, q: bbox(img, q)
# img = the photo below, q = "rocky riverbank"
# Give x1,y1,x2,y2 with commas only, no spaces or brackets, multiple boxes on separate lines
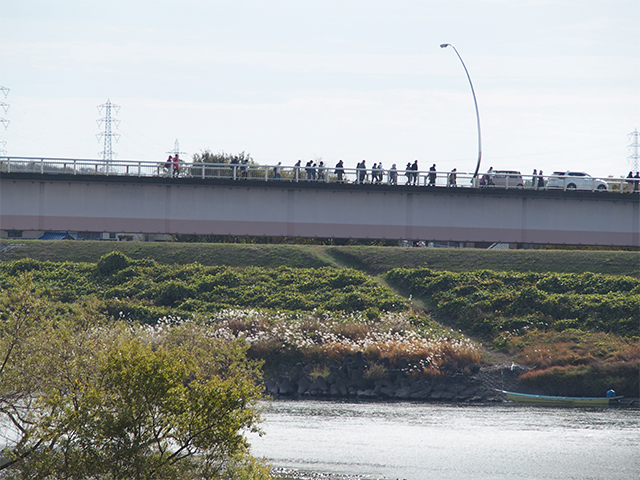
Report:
263,352,531,403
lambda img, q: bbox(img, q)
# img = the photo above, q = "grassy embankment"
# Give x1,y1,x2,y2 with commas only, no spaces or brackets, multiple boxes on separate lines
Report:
1,241,638,396
2,240,639,276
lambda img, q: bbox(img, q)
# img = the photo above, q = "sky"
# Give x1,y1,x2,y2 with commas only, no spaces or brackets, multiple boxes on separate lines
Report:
0,0,639,178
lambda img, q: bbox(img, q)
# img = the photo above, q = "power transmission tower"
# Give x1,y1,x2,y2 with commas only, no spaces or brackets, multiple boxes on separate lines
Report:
628,128,639,174
167,138,187,159
0,86,9,155
96,99,120,166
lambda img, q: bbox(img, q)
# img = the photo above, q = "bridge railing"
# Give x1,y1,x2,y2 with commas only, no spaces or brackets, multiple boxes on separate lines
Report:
1,156,635,193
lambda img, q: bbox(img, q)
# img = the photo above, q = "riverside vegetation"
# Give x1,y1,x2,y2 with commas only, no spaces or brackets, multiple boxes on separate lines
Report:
0,278,270,479
0,244,638,478
384,268,638,396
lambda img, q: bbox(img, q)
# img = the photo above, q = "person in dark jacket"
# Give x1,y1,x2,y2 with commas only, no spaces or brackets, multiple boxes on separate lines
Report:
448,168,457,187
626,171,634,193
428,164,436,186
335,160,344,183
411,160,419,185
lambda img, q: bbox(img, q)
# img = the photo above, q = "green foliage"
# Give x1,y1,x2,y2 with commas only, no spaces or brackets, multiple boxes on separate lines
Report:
153,280,197,306
97,251,131,276
0,279,110,475
385,268,640,338
0,257,408,323
7,257,43,275
3,255,637,405
385,268,640,392
190,150,255,179
518,361,640,397
0,287,269,479
191,149,254,165
4,241,638,277
105,300,171,324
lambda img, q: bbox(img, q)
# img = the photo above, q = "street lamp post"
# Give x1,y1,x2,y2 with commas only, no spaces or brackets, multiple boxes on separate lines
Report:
440,43,482,182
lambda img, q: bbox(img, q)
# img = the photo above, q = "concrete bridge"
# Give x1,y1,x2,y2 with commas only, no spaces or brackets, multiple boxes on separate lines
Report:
1,167,638,247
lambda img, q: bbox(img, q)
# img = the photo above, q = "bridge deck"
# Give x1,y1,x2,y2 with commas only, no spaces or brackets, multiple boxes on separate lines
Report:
1,171,638,246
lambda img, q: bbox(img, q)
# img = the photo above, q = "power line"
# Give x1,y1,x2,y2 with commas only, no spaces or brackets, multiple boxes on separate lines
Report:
119,119,168,159
96,99,120,163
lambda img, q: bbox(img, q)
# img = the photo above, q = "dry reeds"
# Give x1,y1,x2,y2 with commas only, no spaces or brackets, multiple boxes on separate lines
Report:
193,309,481,374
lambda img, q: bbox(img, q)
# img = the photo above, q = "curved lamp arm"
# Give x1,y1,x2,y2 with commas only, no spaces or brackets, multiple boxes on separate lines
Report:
440,43,482,179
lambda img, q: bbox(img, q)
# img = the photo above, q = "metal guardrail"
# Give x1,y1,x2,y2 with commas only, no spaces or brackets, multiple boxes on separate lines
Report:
1,156,637,193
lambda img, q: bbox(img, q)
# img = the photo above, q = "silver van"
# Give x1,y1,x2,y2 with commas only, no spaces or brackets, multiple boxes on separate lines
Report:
491,170,524,189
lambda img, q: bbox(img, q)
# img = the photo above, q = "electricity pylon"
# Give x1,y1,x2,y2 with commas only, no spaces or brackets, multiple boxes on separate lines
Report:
628,128,639,173
0,86,9,155
96,99,120,167
167,138,187,160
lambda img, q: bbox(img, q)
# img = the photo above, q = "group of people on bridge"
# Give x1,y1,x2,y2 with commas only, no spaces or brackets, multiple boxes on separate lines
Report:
160,155,635,192
294,159,458,187
164,154,180,177
626,171,640,192
165,156,462,186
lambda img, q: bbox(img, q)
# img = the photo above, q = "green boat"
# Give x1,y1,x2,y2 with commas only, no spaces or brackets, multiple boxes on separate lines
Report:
501,390,623,406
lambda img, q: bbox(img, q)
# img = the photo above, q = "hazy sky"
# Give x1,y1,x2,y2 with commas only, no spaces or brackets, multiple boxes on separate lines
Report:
1,0,638,177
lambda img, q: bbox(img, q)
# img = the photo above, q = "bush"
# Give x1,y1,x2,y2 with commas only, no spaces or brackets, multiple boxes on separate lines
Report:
519,361,640,397
8,258,43,275
96,251,130,276
154,281,196,307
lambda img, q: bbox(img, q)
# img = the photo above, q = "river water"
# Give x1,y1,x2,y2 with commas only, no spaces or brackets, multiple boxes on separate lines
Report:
248,399,640,480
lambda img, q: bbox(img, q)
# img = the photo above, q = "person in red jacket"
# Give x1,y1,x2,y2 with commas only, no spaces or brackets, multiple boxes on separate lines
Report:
172,154,180,177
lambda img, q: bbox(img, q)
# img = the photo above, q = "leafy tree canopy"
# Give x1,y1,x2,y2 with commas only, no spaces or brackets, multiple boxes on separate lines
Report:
0,277,269,480
192,150,254,165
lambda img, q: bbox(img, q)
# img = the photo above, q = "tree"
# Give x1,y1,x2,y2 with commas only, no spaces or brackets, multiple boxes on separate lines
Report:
0,285,270,479
191,150,254,166
0,274,66,472
190,150,254,179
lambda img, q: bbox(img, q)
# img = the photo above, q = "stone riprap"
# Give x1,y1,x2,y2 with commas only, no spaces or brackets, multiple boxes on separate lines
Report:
263,353,528,402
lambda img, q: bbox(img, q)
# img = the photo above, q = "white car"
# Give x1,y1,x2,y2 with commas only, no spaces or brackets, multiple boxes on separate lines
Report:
546,171,609,191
